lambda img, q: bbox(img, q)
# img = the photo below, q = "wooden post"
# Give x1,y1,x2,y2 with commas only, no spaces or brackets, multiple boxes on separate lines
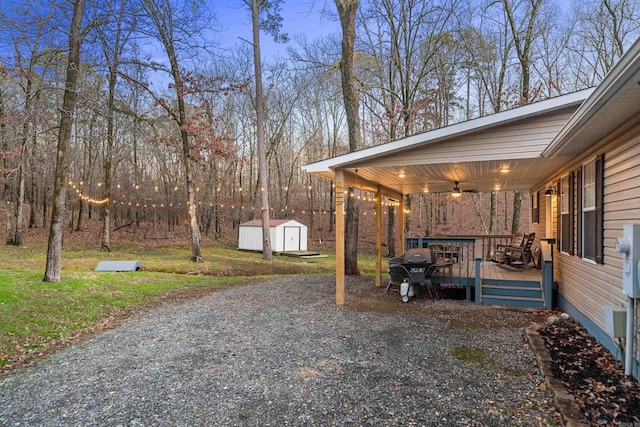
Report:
541,239,554,310
399,196,405,253
335,170,345,305
375,186,382,287
475,239,482,304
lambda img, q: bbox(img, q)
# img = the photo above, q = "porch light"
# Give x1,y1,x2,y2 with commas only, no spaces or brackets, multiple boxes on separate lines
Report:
398,171,406,178
500,168,510,173
452,182,462,197
544,187,554,196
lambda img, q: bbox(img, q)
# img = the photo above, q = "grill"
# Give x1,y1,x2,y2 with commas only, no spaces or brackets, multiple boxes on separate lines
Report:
388,248,440,301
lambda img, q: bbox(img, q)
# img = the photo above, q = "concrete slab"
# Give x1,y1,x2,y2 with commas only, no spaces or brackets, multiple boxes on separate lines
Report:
95,261,142,272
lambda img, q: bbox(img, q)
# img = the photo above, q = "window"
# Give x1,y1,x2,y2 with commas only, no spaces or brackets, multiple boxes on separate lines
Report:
531,191,539,224
559,173,574,254
582,156,603,262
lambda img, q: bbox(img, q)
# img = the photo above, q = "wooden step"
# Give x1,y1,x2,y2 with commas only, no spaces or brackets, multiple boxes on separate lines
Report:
482,286,542,298
481,295,545,308
481,278,541,288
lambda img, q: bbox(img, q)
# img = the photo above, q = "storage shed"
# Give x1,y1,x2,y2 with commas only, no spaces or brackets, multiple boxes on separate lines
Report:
238,219,308,252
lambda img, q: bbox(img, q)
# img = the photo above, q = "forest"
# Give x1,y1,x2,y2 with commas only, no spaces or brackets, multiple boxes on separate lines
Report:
1,0,639,265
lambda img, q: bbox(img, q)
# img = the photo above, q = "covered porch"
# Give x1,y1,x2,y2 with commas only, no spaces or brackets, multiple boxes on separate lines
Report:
399,236,555,309
302,90,592,308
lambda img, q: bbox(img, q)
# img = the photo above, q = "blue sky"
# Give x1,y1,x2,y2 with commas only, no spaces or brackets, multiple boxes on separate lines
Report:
214,1,338,57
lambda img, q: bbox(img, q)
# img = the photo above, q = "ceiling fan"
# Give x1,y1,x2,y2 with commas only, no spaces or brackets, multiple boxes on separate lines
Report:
451,181,479,197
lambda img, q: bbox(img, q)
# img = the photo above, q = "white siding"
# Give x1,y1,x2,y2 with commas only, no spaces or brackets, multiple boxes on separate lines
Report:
238,220,307,252
238,226,277,251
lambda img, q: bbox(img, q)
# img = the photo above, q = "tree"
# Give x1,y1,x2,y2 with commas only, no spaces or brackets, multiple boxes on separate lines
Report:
335,0,361,275
248,0,288,260
496,0,544,103
96,0,135,252
1,0,60,245
44,0,87,282
568,0,640,86
140,0,210,262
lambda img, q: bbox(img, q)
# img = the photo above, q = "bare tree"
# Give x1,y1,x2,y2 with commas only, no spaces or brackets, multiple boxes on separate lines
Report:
568,0,640,85
140,0,211,262
248,0,288,260
495,0,544,103
335,0,361,275
96,0,135,252
44,0,87,282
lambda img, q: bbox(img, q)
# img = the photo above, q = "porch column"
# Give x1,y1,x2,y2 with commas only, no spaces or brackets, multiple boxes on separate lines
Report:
399,196,405,253
375,186,383,287
335,170,346,305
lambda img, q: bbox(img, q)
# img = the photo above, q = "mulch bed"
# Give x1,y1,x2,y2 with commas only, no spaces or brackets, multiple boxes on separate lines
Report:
538,319,640,425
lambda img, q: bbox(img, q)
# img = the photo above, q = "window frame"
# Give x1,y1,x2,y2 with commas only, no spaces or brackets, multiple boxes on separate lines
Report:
558,172,574,255
581,155,604,264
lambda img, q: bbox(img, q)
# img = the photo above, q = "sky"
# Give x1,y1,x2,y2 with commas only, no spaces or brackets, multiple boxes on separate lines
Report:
214,1,339,57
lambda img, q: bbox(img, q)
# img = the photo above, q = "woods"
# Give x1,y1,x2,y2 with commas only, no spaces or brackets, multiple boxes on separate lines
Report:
1,0,640,276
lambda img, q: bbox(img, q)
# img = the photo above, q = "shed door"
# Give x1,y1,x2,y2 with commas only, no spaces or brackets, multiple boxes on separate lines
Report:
284,226,300,251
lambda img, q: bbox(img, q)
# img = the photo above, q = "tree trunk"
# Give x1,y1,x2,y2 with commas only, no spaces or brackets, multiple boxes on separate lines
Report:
44,0,86,282
489,191,497,258
336,0,361,275
1,85,13,245
14,163,25,246
99,0,127,253
404,194,411,235
387,205,396,257
345,188,360,275
29,125,38,228
511,191,522,233
252,0,273,260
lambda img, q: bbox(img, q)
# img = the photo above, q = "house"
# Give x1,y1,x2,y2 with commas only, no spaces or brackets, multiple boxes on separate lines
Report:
302,38,640,377
238,219,308,253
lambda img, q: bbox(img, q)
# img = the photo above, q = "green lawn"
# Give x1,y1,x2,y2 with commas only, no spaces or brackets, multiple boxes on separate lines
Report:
0,242,375,369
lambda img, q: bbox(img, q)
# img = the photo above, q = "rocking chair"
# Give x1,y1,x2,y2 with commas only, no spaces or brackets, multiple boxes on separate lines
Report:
500,232,536,268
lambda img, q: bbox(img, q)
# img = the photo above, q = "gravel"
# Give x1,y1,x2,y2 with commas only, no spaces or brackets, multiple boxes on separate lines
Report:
0,275,557,426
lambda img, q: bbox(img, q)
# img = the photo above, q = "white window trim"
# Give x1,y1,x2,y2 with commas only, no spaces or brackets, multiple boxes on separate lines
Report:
559,174,571,255
582,157,597,261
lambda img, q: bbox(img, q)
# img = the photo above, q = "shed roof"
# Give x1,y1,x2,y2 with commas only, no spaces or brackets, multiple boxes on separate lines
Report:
240,219,304,227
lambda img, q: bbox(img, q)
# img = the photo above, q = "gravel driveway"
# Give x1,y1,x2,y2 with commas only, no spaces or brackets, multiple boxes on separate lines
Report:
0,275,556,426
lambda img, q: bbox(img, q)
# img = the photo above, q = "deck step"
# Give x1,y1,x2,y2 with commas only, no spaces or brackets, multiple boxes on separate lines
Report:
481,279,541,288
481,295,545,308
482,286,542,298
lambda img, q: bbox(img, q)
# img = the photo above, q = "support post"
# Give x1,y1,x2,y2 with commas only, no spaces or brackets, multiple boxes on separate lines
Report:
335,170,345,305
540,239,555,310
375,186,382,287
399,196,405,252
474,239,482,304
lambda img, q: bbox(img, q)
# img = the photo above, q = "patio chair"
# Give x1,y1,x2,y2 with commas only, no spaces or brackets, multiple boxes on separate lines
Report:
500,232,536,268
491,233,523,263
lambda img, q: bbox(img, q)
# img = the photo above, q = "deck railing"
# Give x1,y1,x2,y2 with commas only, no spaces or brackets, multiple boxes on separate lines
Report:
405,234,516,261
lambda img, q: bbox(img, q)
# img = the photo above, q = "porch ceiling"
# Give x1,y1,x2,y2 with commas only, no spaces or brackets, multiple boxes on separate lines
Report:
341,156,570,195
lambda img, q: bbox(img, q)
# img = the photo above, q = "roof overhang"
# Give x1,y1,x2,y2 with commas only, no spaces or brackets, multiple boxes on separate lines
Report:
303,89,593,195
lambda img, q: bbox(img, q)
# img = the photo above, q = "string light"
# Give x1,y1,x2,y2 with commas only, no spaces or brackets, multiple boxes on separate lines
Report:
66,180,397,217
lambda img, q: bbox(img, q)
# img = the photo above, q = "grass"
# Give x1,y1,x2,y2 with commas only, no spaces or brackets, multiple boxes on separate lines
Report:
0,242,376,369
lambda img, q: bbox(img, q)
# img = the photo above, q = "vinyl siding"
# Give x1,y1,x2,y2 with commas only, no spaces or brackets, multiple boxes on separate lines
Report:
548,119,640,333
529,186,548,252
362,109,576,168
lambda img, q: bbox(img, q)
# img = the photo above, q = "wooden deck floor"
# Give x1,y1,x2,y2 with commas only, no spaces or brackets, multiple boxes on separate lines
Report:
445,260,542,282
